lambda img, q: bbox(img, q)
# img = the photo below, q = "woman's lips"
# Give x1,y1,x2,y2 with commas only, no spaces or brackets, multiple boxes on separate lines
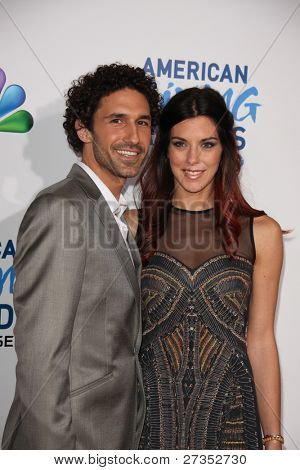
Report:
183,169,205,180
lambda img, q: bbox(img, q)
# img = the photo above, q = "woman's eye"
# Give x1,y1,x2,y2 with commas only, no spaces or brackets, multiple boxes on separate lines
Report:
202,141,215,149
172,141,185,148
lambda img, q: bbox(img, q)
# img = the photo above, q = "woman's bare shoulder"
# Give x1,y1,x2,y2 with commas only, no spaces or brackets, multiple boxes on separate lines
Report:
253,214,282,236
253,215,283,260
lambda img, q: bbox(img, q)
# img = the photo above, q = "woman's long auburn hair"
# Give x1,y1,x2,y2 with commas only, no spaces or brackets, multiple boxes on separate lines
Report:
137,87,265,263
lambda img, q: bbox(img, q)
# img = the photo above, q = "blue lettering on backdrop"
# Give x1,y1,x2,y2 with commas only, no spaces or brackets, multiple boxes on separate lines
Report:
201,62,206,81
157,58,172,78
144,58,249,84
0,240,16,332
162,83,183,107
0,239,16,258
235,65,248,84
174,60,185,79
0,266,14,295
234,127,246,151
220,64,233,83
187,61,199,80
144,58,260,150
144,57,156,77
223,87,261,122
0,304,14,329
207,63,220,82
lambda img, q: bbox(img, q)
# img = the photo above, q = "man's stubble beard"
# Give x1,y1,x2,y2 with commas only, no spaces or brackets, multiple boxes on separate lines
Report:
92,140,136,179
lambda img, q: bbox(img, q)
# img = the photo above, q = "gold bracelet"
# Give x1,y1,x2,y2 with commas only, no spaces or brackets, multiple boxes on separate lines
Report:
262,434,284,446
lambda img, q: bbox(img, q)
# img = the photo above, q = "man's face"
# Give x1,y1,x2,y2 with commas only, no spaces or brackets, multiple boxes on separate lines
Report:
88,88,151,181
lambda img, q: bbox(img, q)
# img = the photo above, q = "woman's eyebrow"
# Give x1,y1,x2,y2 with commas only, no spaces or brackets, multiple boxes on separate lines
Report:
170,136,218,141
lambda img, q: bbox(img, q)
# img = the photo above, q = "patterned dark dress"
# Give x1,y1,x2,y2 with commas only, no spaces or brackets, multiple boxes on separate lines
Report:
139,205,263,450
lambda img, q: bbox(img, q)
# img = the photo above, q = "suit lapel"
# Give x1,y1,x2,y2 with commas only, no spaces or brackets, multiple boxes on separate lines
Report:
126,221,141,278
67,164,101,199
93,197,140,299
67,165,140,298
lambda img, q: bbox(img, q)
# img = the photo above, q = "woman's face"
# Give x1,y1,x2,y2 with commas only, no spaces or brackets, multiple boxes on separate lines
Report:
168,115,222,201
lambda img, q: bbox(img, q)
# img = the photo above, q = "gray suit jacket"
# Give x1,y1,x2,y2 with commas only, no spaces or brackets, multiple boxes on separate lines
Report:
2,165,145,449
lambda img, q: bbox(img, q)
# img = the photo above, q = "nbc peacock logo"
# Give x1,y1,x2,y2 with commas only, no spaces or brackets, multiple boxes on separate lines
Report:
0,68,33,133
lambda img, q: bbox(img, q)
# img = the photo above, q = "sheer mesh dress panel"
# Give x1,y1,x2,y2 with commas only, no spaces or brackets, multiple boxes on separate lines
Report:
139,205,263,450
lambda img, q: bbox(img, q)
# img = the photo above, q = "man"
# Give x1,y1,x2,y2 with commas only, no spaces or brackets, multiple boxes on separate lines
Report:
2,63,161,449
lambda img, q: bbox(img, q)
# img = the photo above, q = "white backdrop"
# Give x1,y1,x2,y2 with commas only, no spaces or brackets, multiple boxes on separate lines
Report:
0,0,299,449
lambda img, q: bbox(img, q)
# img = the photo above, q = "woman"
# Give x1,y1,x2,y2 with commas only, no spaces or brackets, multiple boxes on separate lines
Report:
136,87,283,450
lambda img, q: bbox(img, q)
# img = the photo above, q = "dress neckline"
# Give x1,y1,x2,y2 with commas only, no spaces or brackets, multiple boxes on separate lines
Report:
171,204,214,215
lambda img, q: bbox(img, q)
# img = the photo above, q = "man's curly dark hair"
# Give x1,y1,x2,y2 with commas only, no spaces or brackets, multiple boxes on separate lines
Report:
63,63,162,156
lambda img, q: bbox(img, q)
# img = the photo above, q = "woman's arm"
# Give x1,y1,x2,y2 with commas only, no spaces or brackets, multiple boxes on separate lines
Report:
247,215,283,450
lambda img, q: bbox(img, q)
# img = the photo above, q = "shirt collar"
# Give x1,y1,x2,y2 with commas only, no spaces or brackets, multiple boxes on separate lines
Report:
76,161,127,218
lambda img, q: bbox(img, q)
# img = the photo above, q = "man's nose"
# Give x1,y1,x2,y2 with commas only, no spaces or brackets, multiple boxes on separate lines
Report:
124,122,139,145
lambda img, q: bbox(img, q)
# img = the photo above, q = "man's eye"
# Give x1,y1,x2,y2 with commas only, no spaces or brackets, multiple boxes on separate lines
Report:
138,120,150,126
111,119,123,124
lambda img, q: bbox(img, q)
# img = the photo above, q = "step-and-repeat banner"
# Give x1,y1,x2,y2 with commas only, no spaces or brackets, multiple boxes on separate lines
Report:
0,0,299,449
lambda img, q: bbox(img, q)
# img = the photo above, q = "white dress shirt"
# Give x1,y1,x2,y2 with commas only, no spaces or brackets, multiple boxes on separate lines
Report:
76,162,134,264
